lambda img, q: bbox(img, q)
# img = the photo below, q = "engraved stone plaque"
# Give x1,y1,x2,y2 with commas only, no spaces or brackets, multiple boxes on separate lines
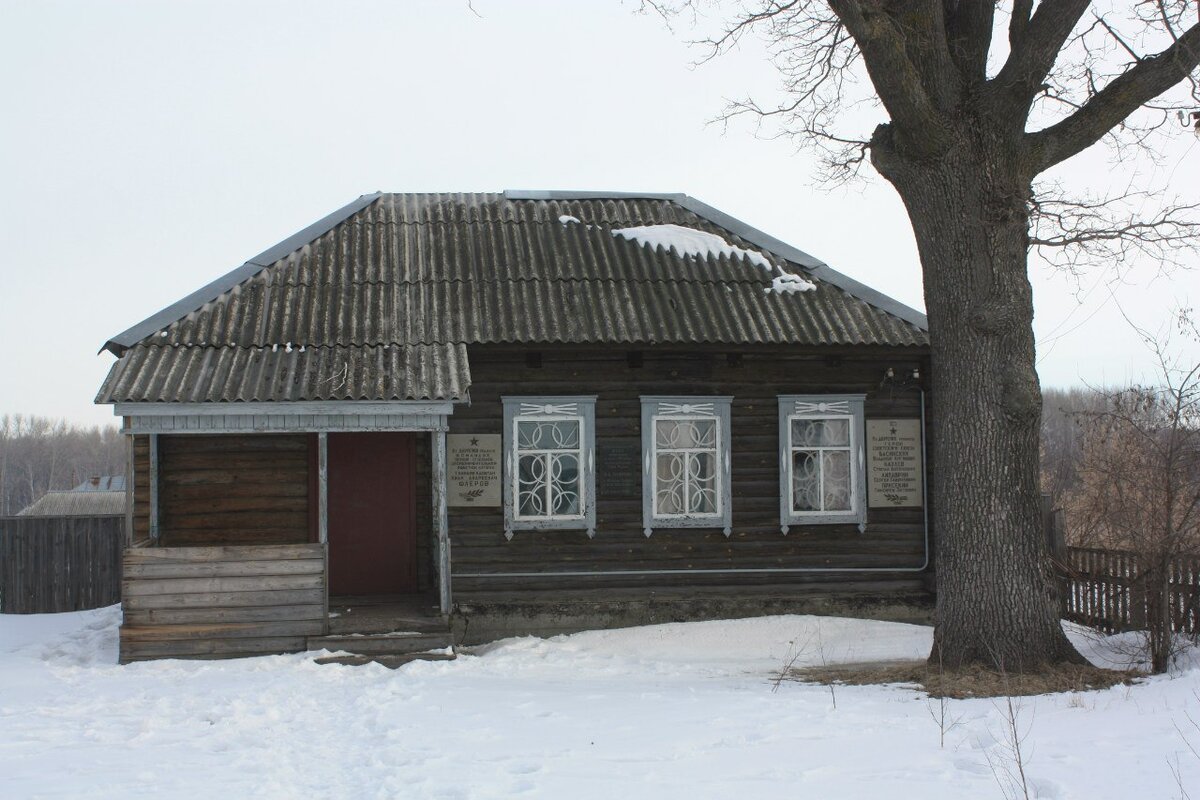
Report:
867,419,924,508
447,434,502,507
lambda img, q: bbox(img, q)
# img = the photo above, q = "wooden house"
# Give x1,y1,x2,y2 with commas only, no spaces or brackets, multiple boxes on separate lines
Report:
96,191,933,663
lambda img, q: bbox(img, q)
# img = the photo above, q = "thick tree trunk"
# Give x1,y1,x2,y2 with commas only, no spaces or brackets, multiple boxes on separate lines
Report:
872,124,1084,671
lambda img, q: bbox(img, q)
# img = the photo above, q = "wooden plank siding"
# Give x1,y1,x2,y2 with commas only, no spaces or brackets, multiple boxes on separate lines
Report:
446,345,934,601
119,543,326,662
0,515,124,613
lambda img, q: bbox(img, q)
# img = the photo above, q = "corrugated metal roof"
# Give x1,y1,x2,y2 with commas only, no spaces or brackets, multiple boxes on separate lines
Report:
98,192,927,405
18,491,125,517
151,278,923,348
97,343,470,403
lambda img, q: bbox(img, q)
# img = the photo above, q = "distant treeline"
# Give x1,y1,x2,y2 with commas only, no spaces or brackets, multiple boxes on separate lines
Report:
1042,382,1200,551
0,415,124,516
1040,386,1107,504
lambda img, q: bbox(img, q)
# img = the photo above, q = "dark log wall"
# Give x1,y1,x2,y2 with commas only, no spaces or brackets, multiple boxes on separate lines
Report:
154,434,311,547
132,434,151,545
448,345,933,601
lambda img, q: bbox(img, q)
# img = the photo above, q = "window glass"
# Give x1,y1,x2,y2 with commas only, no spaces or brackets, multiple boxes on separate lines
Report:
654,419,720,516
790,419,852,513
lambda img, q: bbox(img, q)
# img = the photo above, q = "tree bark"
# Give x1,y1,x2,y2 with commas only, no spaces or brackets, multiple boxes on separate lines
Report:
871,122,1084,671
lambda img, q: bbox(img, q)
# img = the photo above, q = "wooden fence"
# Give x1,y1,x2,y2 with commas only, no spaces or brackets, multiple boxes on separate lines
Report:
0,515,124,614
1061,546,1200,635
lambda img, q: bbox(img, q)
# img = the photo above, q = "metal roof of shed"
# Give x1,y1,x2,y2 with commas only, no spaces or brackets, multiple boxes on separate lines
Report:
97,192,927,405
18,491,125,517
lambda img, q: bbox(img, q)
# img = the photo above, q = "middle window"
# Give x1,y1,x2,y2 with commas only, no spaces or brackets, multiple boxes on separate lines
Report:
640,396,733,537
502,396,596,540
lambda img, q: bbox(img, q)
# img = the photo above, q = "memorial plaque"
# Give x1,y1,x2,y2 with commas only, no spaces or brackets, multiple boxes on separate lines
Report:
447,434,502,507
597,440,641,498
867,419,923,508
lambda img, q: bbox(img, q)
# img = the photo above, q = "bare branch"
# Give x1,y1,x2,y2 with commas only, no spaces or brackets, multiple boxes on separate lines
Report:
1008,0,1034,51
992,0,1093,113
1095,13,1146,64
1028,21,1200,172
1029,183,1200,274
944,0,996,84
827,0,953,155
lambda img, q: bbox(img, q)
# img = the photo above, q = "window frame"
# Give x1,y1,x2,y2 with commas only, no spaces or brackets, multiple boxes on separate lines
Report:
778,394,867,533
641,396,733,537
502,396,596,540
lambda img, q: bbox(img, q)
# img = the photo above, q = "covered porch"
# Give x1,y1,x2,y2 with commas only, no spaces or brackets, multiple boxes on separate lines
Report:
116,402,456,663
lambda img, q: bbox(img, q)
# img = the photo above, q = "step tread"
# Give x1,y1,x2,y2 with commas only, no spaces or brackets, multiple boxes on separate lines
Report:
314,631,449,642
314,652,456,668
307,631,454,656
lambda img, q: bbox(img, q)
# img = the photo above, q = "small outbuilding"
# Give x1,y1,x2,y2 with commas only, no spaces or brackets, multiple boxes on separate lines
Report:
18,477,127,517
97,191,933,662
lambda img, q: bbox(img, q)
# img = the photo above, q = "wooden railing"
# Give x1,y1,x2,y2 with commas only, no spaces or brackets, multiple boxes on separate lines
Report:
119,543,327,662
1061,546,1200,635
0,515,124,613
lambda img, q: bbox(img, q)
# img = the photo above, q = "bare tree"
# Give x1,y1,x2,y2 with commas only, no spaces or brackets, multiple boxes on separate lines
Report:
645,0,1200,670
0,414,124,515
1064,309,1200,672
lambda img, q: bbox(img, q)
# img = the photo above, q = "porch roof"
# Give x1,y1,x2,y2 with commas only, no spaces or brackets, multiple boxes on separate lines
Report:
96,342,470,403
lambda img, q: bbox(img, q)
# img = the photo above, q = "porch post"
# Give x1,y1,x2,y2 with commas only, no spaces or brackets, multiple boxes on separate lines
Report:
317,432,328,544
148,433,160,542
318,431,329,634
432,428,451,615
124,427,134,547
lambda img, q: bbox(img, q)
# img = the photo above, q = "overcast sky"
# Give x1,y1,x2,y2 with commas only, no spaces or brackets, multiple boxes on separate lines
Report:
1,0,1196,428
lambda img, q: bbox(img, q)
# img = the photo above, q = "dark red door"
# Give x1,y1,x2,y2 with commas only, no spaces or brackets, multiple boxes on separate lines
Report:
326,432,418,596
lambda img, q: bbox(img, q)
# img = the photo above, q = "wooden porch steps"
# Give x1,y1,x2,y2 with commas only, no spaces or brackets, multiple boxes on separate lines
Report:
313,652,457,669
308,630,455,666
307,630,454,655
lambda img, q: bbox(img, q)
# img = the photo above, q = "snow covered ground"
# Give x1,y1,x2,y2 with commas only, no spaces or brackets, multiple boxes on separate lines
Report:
1,608,1197,800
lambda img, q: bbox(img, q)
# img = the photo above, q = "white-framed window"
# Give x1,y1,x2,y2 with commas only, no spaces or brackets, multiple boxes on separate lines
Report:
641,396,733,537
502,396,596,540
778,395,866,533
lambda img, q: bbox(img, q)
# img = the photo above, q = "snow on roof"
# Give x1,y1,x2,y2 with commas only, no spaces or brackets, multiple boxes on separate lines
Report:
611,224,776,272
767,273,816,294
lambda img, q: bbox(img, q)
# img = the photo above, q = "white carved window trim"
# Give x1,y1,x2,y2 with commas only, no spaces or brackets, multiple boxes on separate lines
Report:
641,396,733,537
502,397,596,540
778,395,867,534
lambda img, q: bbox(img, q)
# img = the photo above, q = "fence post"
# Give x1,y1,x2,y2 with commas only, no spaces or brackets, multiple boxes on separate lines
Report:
1129,556,1147,630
